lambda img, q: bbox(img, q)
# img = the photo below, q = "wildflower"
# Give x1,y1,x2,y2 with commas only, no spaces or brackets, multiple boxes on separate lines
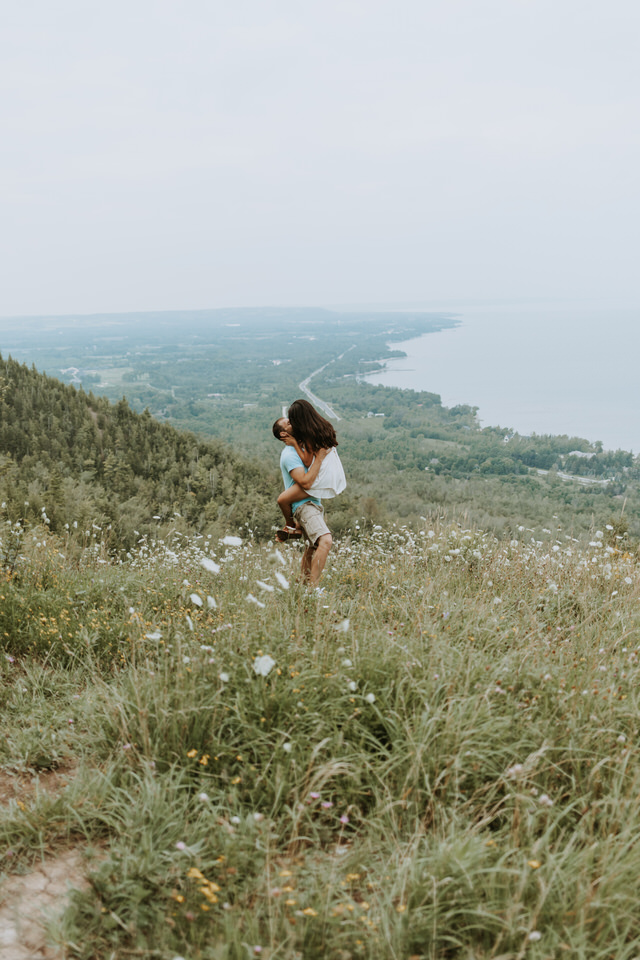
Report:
321,801,333,808
348,681,357,692
274,570,289,589
175,841,187,851
527,860,541,869
253,654,276,677
539,794,553,807
122,743,132,751
256,580,275,593
309,792,320,800
185,615,194,631
145,631,162,641
336,618,350,632
506,764,524,779
221,535,242,546
187,748,198,758
246,593,266,609
282,742,293,753
187,867,205,879
365,692,376,704
342,658,352,667
625,577,633,585
200,558,221,574
230,816,241,825
617,734,626,743
339,814,350,825
528,931,542,941
190,593,203,606
219,672,230,683
302,907,318,916
207,595,217,608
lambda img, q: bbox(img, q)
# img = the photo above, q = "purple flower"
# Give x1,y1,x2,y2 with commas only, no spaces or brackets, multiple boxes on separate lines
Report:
339,815,350,825
309,791,320,800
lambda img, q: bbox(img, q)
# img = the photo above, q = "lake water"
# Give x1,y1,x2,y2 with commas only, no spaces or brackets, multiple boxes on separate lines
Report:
364,301,640,453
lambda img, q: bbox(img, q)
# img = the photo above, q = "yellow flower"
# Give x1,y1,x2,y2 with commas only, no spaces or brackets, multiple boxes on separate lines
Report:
187,867,205,880
303,907,318,917
285,899,297,906
231,776,242,785
346,873,361,881
199,755,209,766
396,904,407,913
527,860,541,869
187,749,198,759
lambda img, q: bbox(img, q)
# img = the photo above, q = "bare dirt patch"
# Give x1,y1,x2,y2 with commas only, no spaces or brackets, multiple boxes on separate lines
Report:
0,849,87,959
0,766,75,808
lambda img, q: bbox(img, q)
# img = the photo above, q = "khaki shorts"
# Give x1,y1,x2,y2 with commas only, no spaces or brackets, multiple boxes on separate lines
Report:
293,501,331,546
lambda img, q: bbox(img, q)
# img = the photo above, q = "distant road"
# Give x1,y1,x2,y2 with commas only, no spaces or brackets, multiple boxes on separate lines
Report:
536,468,611,486
297,346,356,421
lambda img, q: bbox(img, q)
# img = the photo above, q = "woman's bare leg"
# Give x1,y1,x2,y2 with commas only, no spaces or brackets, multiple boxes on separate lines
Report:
277,483,307,529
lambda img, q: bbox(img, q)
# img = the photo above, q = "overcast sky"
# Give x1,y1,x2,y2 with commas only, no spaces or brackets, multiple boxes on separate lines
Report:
2,0,639,316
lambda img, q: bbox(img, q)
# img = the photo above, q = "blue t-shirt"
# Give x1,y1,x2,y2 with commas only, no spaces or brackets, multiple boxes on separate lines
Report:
280,447,321,513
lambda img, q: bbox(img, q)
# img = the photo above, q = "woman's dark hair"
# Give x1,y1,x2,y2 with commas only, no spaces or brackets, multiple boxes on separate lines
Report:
288,399,337,453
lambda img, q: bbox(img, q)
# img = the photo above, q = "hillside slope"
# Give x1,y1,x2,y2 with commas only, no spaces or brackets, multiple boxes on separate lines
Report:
0,355,277,549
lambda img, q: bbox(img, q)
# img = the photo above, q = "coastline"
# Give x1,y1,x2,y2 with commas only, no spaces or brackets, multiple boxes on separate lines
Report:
361,306,640,453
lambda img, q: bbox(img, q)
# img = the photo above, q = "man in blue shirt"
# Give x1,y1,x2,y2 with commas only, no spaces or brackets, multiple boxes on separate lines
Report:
273,416,332,588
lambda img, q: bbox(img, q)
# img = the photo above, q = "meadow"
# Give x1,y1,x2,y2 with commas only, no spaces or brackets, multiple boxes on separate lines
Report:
1,511,640,959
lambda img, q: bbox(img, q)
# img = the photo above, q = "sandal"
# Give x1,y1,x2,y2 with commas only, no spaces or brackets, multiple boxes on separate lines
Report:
275,526,303,542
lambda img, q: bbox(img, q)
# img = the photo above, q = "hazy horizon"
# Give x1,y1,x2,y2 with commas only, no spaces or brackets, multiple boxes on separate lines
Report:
2,1,639,317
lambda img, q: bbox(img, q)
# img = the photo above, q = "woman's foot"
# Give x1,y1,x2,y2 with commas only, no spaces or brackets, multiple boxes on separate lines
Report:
275,526,303,542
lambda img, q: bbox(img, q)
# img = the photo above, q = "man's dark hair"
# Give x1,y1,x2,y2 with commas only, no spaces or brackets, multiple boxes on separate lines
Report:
272,418,286,441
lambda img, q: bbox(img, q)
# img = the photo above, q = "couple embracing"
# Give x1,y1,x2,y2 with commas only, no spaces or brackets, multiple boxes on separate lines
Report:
272,398,346,589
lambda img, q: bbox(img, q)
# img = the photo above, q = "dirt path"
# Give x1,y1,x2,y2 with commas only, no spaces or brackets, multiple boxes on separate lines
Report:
0,848,87,959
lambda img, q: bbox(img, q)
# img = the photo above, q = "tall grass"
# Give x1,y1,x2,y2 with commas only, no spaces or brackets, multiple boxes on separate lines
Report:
1,517,639,958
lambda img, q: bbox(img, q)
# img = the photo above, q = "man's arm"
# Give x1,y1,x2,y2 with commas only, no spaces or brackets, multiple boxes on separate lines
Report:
289,447,329,490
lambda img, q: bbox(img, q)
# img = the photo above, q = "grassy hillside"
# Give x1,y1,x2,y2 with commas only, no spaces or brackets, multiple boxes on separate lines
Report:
0,355,279,550
1,514,639,958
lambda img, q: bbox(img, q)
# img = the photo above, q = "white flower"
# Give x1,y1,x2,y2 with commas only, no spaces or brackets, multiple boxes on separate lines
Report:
342,658,353,667
219,672,230,683
336,619,350,633
528,931,542,942
617,734,626,743
625,577,633,585
247,593,266,609
182,656,191,664
200,558,221,574
282,742,292,753
145,631,162,641
539,794,553,807
256,580,275,593
348,681,357,692
190,593,203,606
207,595,217,609
506,763,524,779
185,615,194,631
274,571,289,589
230,815,241,825
221,535,242,546
595,530,603,539
365,692,376,704
198,792,210,802
253,654,276,677
493,597,502,605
